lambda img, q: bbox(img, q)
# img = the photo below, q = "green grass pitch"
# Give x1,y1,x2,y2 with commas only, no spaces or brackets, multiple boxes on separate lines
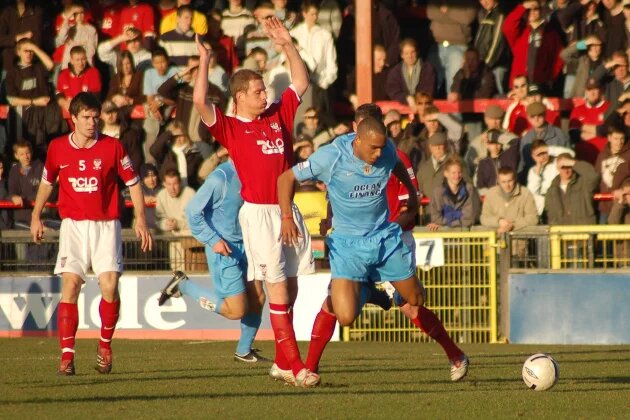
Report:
1,339,629,419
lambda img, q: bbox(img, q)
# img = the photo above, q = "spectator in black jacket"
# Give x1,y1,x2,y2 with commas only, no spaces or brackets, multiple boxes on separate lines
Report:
475,128,520,196
158,55,226,157
474,0,510,94
150,121,203,190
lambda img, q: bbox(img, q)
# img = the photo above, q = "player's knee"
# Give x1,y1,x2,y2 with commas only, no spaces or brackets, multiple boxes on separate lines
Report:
336,309,357,327
224,308,246,320
405,291,424,307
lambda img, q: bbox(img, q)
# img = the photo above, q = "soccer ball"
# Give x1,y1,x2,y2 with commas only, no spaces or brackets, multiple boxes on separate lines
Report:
522,354,559,391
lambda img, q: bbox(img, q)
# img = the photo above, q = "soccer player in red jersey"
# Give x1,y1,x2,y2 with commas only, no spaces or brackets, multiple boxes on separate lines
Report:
193,17,317,387
304,105,469,381
30,93,153,376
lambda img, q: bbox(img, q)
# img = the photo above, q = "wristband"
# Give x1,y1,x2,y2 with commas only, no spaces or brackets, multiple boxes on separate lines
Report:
281,214,293,220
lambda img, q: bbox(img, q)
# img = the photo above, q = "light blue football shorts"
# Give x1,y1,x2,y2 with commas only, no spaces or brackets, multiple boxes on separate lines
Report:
205,241,248,298
327,222,415,282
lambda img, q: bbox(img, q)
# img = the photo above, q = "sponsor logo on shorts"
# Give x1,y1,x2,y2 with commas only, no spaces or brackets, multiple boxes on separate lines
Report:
199,297,216,312
259,264,267,280
60,257,67,268
68,177,99,193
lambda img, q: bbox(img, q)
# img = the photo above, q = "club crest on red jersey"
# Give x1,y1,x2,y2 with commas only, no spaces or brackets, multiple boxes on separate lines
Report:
93,159,102,170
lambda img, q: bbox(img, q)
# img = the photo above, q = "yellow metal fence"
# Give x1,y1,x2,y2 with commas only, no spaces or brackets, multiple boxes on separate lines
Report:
343,230,498,344
549,225,630,269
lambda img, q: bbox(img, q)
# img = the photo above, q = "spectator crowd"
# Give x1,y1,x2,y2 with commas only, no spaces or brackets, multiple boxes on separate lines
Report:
1,0,630,241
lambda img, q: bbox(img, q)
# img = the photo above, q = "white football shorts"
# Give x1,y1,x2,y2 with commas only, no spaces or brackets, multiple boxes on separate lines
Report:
239,202,315,283
54,219,123,280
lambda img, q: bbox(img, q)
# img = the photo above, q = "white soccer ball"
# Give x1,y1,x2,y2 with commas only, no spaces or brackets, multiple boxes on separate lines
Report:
522,353,559,391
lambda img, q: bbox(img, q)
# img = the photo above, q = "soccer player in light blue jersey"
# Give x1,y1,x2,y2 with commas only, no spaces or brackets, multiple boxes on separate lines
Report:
285,105,468,382
158,161,269,363
278,116,431,381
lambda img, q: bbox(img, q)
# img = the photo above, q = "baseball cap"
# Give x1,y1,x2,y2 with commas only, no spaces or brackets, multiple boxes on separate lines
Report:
486,129,502,144
428,132,447,146
527,83,541,96
484,104,505,119
527,101,546,117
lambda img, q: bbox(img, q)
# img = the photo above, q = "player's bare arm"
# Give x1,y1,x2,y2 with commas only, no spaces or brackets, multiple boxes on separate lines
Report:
392,160,419,228
128,182,153,252
192,34,216,126
263,16,309,97
277,168,301,246
30,181,54,244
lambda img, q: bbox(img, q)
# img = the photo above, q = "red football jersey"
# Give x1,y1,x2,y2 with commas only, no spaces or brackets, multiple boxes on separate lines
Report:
97,4,123,39
42,133,139,220
120,3,156,38
569,100,609,129
206,87,299,204
386,150,419,232
56,67,102,99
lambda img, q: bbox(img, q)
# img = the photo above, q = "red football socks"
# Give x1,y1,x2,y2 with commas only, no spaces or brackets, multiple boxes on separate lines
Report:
305,309,337,373
273,305,292,370
99,298,120,350
58,302,79,361
413,306,464,361
269,303,305,376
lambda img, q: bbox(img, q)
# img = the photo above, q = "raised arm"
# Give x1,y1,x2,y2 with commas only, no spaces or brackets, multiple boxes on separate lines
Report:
264,16,309,96
193,35,217,126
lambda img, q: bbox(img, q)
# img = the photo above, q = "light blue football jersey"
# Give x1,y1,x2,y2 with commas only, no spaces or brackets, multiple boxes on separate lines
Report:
185,161,243,246
293,133,399,236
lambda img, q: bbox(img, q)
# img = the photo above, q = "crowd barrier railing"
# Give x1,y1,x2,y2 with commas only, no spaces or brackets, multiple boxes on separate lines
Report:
0,98,587,122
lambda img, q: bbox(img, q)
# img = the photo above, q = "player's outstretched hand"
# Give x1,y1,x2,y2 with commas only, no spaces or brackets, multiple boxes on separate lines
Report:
213,239,232,256
195,34,211,59
30,217,44,244
135,220,153,252
263,16,291,47
280,218,302,247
